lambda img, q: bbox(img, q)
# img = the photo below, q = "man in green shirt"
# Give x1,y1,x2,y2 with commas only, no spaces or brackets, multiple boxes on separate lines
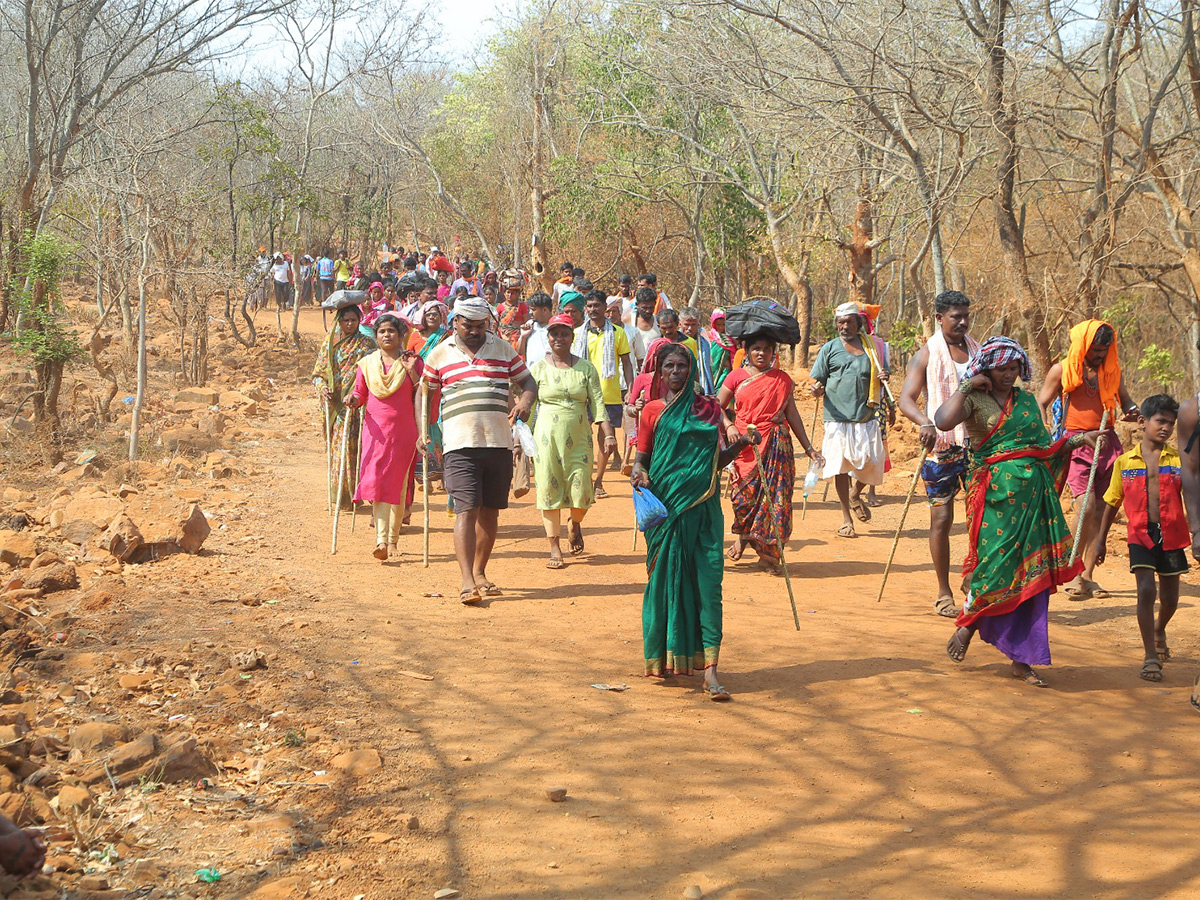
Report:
575,290,634,498
811,301,887,538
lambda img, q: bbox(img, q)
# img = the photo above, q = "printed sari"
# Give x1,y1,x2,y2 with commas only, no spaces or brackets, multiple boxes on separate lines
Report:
959,389,1081,648
641,355,725,677
729,368,794,566
312,325,377,506
710,335,735,390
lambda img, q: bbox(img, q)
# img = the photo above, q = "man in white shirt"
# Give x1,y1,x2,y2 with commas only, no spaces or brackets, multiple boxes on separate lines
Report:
628,286,661,370
607,274,635,324
270,254,292,309
518,291,555,363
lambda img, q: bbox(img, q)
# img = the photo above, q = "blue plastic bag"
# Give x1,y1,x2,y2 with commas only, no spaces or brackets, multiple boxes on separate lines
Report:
633,486,668,532
1049,395,1066,442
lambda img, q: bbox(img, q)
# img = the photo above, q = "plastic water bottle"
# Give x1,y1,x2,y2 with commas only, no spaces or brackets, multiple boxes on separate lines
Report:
802,462,820,497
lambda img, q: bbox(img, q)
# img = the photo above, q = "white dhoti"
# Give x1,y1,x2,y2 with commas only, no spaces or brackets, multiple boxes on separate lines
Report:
821,419,885,485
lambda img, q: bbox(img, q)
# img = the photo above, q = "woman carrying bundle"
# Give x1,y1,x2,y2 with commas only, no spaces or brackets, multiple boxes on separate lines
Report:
630,343,760,701
346,314,422,561
935,337,1098,687
717,334,822,573
312,303,377,508
529,314,616,568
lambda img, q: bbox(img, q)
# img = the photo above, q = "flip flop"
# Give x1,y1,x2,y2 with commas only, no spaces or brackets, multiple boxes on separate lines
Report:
934,596,958,618
1012,669,1048,687
849,497,871,522
594,485,610,499
1083,578,1109,599
459,588,482,605
705,684,732,702
569,525,585,556
1141,659,1164,682
837,524,857,539
726,543,744,561
946,632,969,663
546,557,565,570
476,582,503,596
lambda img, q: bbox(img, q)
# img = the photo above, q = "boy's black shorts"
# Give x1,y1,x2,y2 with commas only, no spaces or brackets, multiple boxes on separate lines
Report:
1129,522,1189,576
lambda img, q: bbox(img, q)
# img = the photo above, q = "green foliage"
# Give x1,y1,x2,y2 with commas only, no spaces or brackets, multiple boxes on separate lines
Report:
1136,344,1180,390
888,319,922,357
7,231,81,367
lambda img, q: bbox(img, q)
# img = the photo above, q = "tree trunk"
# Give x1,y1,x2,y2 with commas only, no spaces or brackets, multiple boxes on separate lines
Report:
981,0,1051,371
845,199,875,304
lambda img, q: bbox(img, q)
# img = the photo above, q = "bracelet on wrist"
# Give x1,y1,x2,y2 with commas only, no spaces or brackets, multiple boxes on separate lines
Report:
919,423,937,430
957,378,975,395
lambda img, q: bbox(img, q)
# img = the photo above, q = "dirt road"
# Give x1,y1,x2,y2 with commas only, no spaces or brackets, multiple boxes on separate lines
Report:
179,309,1200,899
10,306,1199,899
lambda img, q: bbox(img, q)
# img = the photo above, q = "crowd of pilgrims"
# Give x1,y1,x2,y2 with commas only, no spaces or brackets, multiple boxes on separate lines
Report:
305,243,1200,707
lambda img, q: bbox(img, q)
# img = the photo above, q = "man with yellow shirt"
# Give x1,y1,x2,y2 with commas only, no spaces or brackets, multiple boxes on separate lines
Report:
574,290,635,498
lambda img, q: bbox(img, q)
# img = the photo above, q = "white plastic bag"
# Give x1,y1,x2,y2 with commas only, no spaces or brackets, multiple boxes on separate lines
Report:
512,419,538,459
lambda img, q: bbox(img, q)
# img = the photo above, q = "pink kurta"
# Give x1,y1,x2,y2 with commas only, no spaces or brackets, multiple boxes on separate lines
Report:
351,360,421,505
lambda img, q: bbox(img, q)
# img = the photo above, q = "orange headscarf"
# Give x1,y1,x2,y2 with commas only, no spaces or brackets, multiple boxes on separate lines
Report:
1061,319,1120,413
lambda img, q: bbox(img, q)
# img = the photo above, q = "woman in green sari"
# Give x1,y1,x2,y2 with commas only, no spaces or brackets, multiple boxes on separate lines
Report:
935,337,1098,687
407,300,449,485
630,343,760,701
312,304,377,507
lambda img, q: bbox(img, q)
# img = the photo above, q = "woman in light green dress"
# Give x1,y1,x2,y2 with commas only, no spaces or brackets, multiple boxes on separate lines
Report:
530,314,617,568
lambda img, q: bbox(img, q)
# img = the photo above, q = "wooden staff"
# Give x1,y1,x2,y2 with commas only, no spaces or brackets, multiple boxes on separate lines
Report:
745,425,800,631
319,386,332,515
1070,409,1109,565
421,380,431,567
351,407,363,533
331,407,353,554
876,448,929,603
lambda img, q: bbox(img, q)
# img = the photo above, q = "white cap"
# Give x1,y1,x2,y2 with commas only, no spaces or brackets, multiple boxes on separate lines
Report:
430,246,439,252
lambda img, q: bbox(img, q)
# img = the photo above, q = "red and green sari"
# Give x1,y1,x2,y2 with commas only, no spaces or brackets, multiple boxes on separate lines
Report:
640,354,725,677
729,368,794,566
959,388,1082,628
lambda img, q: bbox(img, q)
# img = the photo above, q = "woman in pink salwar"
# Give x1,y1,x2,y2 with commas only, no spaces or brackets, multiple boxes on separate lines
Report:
347,314,423,561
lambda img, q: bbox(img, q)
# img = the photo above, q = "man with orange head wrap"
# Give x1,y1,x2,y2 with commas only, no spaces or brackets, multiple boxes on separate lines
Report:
1038,320,1139,600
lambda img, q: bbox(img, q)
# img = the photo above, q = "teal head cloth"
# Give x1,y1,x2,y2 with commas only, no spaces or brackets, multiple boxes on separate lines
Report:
559,290,585,310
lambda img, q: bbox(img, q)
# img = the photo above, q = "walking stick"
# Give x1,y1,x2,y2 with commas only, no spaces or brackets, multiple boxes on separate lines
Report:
319,386,332,515
1069,409,1109,565
876,447,930,603
421,380,431,568
744,425,800,631
331,407,352,554
351,407,362,534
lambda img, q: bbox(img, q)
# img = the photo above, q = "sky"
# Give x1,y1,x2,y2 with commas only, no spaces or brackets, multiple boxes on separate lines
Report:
429,0,518,65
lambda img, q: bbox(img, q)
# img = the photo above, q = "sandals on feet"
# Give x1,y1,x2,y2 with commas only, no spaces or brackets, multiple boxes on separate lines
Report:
594,485,609,499
705,684,732,702
1012,668,1048,687
837,524,857,538
476,582,502,596
1063,575,1092,601
546,557,565,570
1156,637,1171,661
373,544,389,561
460,588,482,605
946,632,969,663
934,595,958,618
569,526,585,556
1141,659,1164,682
849,497,871,522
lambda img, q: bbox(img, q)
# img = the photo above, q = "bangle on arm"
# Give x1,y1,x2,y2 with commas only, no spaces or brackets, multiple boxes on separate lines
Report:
957,378,974,396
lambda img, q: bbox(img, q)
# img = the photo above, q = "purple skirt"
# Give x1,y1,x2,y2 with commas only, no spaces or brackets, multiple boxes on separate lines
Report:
975,589,1051,666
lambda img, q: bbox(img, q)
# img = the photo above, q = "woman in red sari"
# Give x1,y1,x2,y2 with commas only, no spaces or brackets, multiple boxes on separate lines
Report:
717,334,823,572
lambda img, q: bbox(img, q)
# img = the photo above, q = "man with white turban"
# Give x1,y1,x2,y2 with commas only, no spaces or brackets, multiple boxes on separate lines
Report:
420,296,537,604
810,301,889,538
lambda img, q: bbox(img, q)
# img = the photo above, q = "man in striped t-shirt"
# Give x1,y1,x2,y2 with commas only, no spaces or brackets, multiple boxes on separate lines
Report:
422,297,537,604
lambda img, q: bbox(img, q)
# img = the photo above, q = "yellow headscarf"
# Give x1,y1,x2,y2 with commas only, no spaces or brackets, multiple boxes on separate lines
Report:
1062,319,1120,413
357,350,414,399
